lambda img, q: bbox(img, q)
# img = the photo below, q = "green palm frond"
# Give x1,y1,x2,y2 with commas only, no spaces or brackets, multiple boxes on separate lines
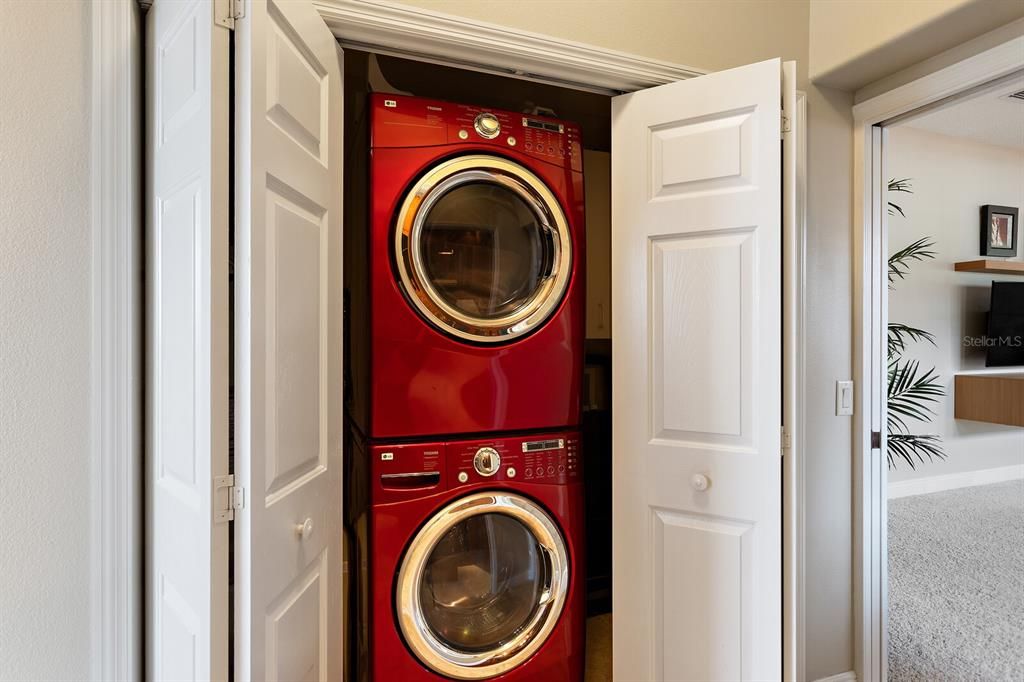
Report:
888,323,936,359
886,433,945,469
887,357,946,470
887,359,944,433
888,177,912,217
885,176,946,469
888,237,936,285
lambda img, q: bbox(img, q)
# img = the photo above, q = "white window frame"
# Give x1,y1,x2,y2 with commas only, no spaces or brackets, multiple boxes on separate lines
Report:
100,0,807,677
851,33,1024,682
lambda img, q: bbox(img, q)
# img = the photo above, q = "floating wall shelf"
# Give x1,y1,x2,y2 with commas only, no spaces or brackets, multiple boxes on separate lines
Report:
953,259,1024,275
954,373,1024,427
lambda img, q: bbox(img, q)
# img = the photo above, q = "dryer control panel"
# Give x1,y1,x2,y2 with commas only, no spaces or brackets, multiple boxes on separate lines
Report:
371,431,581,504
370,93,583,172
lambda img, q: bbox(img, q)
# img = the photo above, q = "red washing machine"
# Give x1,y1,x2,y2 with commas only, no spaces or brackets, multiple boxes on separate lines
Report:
348,94,586,440
358,431,585,681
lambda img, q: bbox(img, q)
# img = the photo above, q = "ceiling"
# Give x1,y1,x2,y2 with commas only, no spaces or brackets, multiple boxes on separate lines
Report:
899,74,1024,150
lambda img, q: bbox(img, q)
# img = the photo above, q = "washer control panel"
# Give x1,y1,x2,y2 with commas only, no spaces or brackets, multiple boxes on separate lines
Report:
371,431,581,503
520,437,579,481
449,433,581,487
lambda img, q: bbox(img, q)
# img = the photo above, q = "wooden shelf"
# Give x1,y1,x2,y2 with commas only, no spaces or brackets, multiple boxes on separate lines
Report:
954,373,1024,427
954,259,1024,275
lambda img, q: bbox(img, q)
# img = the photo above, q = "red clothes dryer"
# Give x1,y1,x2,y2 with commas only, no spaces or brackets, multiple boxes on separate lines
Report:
349,94,586,440
358,431,585,681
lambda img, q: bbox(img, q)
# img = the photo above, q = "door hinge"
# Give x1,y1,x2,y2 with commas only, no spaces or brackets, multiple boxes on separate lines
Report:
781,110,792,135
871,431,882,449
215,0,244,30
780,425,792,456
214,474,245,523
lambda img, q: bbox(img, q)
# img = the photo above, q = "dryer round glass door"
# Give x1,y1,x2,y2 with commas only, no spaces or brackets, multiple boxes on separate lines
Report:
395,492,570,679
394,155,572,343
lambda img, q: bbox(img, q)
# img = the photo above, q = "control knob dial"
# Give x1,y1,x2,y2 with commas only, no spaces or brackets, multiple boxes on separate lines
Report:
474,113,501,139
473,447,501,477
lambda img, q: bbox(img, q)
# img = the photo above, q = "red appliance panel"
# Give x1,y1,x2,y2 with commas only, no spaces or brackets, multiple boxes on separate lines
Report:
370,94,582,172
371,440,446,505
368,94,586,439
368,431,585,681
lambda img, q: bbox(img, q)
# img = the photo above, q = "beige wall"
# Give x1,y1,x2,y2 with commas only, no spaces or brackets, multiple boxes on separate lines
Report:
886,127,1024,483
803,83,855,680
394,0,810,85
0,1,94,679
855,16,1024,103
810,0,1024,90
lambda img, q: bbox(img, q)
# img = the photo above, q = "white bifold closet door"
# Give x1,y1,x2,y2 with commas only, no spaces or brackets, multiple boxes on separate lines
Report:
612,58,795,681
233,1,344,680
146,1,231,679
145,0,344,679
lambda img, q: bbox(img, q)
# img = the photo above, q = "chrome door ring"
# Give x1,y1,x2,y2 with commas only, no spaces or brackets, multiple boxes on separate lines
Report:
395,491,570,679
393,154,572,343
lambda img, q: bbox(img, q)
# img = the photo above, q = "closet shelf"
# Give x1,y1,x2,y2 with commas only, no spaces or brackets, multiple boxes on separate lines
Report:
953,259,1024,275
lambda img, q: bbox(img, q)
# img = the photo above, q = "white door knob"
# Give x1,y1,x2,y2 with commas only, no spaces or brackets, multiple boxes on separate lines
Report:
691,473,710,492
296,517,314,539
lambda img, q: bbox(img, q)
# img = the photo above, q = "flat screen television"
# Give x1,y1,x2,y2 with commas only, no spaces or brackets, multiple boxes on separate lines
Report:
986,281,1024,367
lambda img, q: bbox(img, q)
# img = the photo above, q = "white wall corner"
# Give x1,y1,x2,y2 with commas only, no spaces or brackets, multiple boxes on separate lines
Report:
814,671,858,682
91,0,142,680
888,464,1024,499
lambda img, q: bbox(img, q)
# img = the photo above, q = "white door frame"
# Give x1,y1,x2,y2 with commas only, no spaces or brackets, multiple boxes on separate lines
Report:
92,1,142,679
107,0,805,678
851,34,1024,682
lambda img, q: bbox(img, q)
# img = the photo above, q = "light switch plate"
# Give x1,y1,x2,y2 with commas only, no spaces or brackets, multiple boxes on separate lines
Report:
836,380,854,416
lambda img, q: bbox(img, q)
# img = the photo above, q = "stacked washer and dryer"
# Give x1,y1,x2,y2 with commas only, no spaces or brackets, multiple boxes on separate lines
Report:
345,94,587,681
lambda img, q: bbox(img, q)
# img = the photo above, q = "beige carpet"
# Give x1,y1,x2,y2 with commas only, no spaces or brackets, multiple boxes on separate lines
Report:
585,614,612,682
888,480,1024,681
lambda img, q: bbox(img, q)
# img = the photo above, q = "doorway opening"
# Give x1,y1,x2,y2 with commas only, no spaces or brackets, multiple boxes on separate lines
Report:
882,72,1024,680
854,59,1024,681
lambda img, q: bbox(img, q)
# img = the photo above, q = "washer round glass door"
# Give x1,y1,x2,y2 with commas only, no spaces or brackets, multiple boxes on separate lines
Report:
394,155,572,343
395,492,570,679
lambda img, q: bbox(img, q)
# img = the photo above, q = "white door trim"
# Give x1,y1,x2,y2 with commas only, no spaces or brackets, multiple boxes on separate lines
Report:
850,33,1024,682
311,0,705,92
787,88,809,682
91,1,142,680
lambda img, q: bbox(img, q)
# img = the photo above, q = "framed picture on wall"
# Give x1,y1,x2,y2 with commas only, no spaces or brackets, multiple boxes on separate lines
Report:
981,205,1019,258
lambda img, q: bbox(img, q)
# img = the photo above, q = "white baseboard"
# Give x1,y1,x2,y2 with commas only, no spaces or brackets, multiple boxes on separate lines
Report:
813,671,856,682
888,463,1024,499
